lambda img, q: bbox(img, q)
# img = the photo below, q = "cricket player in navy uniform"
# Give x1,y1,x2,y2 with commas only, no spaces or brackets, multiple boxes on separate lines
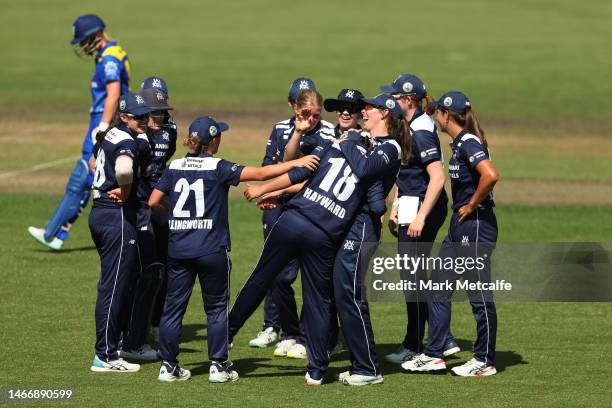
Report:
235,132,387,386
139,76,177,343
28,14,130,250
331,94,408,386
251,82,336,360
402,91,500,376
119,85,175,361
323,89,364,137
89,92,149,373
148,116,319,383
380,75,460,364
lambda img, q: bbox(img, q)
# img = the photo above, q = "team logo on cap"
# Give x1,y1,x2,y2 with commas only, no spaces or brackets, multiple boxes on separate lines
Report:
209,126,218,136
385,99,396,109
402,82,414,93
299,80,310,90
156,92,164,101
443,96,453,107
152,78,162,89
119,100,126,111
135,95,145,105
345,90,355,99
191,131,198,137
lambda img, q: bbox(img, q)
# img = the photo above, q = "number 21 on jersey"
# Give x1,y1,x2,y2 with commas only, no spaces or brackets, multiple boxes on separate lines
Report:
173,178,205,218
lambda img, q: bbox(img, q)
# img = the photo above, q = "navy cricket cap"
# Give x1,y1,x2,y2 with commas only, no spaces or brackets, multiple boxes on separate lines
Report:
428,91,471,115
70,14,105,45
118,92,151,116
189,116,229,145
360,93,404,118
288,77,316,102
380,74,427,99
140,88,173,111
323,89,364,113
141,76,169,95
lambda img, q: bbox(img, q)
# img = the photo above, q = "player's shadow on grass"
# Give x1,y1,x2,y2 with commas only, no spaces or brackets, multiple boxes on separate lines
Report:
188,358,304,378
181,323,207,342
34,245,97,253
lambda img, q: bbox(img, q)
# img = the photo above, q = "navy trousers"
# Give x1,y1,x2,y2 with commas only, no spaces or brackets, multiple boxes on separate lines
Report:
229,209,337,378
151,209,169,328
261,205,301,340
122,203,163,350
158,250,231,364
89,206,138,361
426,208,498,365
398,197,453,353
334,212,381,376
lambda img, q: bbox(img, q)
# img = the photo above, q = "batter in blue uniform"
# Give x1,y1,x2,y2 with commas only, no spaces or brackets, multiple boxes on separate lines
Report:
148,116,319,383
28,14,130,250
89,92,149,373
402,91,500,377
233,133,387,386
380,74,460,364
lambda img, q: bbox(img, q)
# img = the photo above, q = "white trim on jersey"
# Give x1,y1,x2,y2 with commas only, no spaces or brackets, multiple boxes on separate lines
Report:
410,112,436,133
380,139,402,160
169,156,221,171
105,127,133,145
460,133,481,144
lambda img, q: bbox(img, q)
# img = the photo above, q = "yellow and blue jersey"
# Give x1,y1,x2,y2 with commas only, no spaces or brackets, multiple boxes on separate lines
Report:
90,41,130,114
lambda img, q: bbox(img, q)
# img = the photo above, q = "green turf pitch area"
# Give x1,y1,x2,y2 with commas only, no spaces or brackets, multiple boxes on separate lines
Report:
1,195,611,407
2,0,612,120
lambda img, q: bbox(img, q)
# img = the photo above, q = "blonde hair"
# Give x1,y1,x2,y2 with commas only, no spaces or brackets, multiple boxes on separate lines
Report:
183,134,207,153
295,89,322,109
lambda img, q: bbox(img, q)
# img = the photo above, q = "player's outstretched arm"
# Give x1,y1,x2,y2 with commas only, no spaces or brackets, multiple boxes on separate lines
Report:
244,174,294,201
239,155,319,182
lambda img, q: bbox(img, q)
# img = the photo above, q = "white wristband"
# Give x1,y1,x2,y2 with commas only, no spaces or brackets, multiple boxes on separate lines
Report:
98,121,109,132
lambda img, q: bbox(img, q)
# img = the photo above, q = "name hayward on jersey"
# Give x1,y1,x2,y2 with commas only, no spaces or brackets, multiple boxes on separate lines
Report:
155,153,244,259
448,131,494,210
286,141,385,243
92,126,139,209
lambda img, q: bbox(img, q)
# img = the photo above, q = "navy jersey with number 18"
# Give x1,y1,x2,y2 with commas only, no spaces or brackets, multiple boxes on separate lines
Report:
155,153,245,259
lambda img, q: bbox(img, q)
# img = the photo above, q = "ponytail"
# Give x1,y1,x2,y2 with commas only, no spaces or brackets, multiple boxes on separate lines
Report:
385,114,412,165
448,108,487,149
424,94,435,115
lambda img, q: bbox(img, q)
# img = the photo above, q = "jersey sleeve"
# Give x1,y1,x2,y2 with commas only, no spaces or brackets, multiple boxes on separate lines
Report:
101,55,121,83
460,139,489,169
217,159,245,187
365,180,387,216
261,127,278,166
154,168,172,194
287,144,326,184
114,138,137,159
340,140,401,179
299,133,319,155
412,130,442,166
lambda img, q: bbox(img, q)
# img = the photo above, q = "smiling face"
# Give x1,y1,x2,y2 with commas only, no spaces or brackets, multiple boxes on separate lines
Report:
121,113,149,135
295,103,321,124
147,110,168,132
361,104,386,132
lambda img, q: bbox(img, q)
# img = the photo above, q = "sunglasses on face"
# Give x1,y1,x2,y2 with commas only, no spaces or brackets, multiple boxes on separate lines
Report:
337,105,360,115
363,104,381,111
127,113,150,121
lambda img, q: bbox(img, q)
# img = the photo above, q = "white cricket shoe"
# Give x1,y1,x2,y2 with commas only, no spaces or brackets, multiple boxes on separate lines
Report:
248,327,278,348
209,361,239,383
385,346,418,364
342,373,384,386
120,344,158,361
286,343,307,359
27,227,63,251
90,355,140,373
451,358,497,377
273,339,296,357
443,339,461,357
401,354,447,373
305,372,322,387
158,361,191,382
335,370,351,382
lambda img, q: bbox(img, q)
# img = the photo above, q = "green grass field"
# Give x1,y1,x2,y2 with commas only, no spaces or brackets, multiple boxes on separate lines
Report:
1,0,612,407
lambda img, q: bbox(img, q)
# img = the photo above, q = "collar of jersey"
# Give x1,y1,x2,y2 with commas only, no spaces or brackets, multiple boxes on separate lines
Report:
186,152,211,158
96,41,117,59
450,129,468,149
408,107,424,126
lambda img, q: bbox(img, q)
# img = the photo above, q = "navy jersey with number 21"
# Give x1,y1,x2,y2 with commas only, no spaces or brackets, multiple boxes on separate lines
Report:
155,153,245,259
